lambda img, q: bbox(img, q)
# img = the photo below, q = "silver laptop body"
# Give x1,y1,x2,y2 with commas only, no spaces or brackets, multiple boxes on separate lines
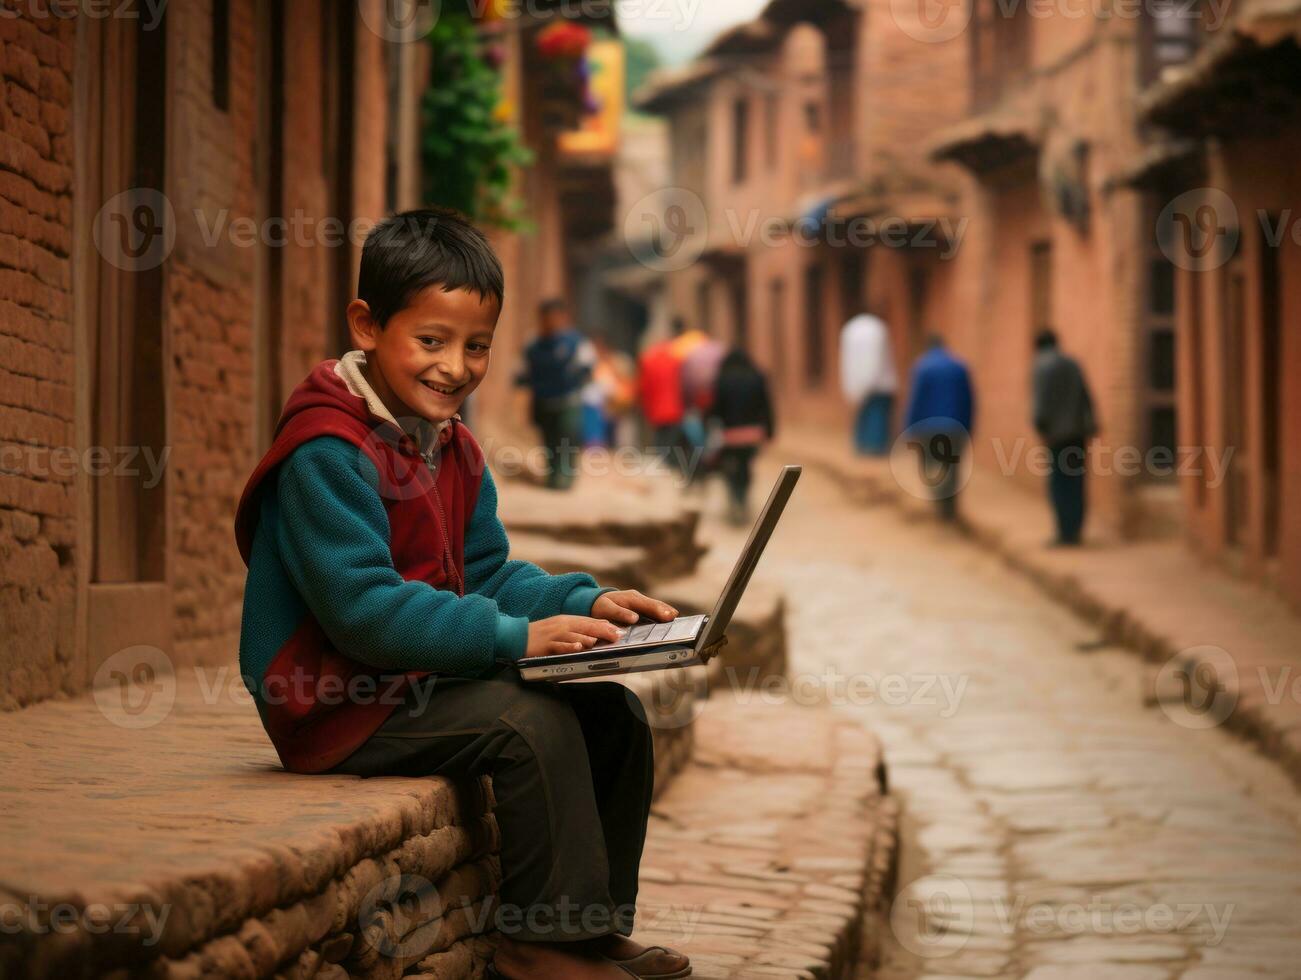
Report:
517,465,802,682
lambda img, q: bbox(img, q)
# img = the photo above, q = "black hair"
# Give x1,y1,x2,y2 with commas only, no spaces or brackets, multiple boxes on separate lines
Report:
358,207,503,327
1035,328,1058,350
539,297,567,315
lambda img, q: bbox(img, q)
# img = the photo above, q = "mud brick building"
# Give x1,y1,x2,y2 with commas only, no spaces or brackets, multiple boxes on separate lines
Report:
0,0,613,711
639,0,1301,605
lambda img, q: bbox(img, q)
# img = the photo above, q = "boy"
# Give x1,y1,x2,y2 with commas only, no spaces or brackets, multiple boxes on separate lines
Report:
234,209,691,980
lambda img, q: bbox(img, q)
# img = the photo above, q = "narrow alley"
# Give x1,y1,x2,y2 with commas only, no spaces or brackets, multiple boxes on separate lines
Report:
692,459,1301,980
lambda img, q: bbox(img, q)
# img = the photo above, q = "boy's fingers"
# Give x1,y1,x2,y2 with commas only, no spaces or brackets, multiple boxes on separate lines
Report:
627,593,678,621
572,617,622,640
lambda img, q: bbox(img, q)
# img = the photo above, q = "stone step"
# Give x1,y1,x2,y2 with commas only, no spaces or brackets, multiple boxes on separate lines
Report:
0,663,704,980
496,481,706,581
634,694,898,979
506,532,653,593
653,561,788,693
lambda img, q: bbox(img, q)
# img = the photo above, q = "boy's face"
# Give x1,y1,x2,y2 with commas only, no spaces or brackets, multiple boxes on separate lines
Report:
348,286,500,426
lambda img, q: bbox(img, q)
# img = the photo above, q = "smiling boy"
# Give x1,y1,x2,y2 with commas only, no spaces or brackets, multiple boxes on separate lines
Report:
234,209,691,980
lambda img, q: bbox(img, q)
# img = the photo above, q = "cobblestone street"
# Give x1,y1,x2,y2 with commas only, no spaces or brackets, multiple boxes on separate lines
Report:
695,459,1301,979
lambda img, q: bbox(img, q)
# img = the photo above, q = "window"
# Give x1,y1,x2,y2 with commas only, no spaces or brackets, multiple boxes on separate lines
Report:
1260,216,1282,554
804,263,825,384
1143,202,1178,478
731,98,749,185
970,0,1030,109
1141,0,1205,85
696,280,710,334
1030,241,1053,333
212,0,230,111
91,12,169,584
254,0,286,451
322,0,357,356
804,102,821,133
765,93,779,172
769,278,786,390
730,274,749,352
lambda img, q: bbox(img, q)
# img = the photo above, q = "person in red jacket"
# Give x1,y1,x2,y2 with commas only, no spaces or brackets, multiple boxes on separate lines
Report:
637,327,694,482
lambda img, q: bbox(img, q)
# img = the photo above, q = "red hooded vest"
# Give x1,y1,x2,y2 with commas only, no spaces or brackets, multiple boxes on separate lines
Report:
234,360,486,773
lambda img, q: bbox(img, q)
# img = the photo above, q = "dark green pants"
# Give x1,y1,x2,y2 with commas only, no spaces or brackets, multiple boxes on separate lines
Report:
328,669,655,943
534,399,581,490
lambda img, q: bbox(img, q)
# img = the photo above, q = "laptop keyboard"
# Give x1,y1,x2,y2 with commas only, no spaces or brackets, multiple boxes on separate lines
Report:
597,615,703,649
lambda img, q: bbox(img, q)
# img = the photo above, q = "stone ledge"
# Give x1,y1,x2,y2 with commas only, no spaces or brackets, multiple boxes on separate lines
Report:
636,695,898,979
496,480,706,581
653,565,788,692
506,532,652,593
0,663,703,979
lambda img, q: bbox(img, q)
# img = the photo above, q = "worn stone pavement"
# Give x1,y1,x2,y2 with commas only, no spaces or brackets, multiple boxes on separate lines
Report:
681,455,1301,979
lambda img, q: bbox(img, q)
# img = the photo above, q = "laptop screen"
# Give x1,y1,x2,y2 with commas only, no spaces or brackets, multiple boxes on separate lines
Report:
696,465,801,653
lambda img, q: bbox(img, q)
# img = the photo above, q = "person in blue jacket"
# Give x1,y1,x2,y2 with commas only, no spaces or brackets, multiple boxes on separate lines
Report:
904,335,975,522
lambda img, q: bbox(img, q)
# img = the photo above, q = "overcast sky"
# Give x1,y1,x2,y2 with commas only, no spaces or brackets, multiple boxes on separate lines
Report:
617,0,770,65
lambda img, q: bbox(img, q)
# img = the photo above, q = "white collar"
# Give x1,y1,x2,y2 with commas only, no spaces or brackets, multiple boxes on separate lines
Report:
335,351,455,458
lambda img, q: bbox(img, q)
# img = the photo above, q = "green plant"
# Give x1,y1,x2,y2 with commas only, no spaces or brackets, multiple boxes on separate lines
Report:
421,15,533,228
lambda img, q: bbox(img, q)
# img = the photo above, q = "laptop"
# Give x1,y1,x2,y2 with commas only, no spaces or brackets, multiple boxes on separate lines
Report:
518,465,802,682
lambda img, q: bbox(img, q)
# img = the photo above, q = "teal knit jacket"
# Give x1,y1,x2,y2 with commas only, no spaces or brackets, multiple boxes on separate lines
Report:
238,435,609,697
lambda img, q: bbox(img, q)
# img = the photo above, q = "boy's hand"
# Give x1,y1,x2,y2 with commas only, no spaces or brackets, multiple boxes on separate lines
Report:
591,590,678,626
525,616,623,658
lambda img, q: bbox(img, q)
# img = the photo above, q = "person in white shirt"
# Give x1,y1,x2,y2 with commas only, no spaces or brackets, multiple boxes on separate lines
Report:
839,311,898,456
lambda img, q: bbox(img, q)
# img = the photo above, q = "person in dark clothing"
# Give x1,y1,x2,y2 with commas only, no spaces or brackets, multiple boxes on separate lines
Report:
903,336,975,522
515,299,594,490
708,348,775,525
1032,329,1097,546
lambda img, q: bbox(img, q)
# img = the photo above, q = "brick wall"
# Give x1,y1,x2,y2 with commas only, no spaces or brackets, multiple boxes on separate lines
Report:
0,13,77,709
0,2,411,709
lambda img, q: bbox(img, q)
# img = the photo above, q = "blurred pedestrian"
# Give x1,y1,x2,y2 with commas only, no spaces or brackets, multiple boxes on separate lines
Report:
904,335,974,522
581,334,637,449
840,310,898,456
679,325,726,490
515,298,593,490
709,348,775,526
1032,329,1097,546
637,337,691,479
